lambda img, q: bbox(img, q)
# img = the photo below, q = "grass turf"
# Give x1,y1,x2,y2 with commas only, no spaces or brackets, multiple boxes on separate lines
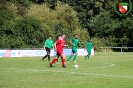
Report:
0,53,133,88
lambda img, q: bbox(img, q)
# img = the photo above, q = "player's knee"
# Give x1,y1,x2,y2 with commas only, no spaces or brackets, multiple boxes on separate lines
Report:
71,53,74,56
62,54,66,59
48,55,50,57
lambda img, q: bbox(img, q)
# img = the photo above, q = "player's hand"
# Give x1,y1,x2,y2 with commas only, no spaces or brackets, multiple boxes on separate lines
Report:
67,45,69,48
84,48,86,51
54,48,57,51
43,48,45,51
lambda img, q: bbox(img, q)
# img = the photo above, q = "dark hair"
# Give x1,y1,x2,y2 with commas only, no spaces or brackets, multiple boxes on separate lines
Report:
88,39,91,41
74,34,78,37
61,34,65,36
49,35,52,37
58,35,61,38
56,35,61,39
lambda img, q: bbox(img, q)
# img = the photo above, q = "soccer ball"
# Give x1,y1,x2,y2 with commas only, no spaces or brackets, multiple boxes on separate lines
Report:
74,64,78,69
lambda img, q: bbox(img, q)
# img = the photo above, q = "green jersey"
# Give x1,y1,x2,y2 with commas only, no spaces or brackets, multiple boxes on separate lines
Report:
86,42,92,50
44,39,53,48
71,38,79,53
72,38,79,47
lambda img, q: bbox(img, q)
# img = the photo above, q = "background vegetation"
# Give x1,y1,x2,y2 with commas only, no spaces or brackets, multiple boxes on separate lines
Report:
0,0,133,51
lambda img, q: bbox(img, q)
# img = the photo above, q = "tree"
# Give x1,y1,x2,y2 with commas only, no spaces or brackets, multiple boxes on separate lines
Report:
12,16,45,48
0,4,16,48
27,1,88,46
27,3,57,40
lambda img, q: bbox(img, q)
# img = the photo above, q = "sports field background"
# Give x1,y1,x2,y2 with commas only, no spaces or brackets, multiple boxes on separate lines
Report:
0,52,133,88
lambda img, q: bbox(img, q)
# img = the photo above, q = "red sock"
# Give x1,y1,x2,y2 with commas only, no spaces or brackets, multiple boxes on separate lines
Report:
51,58,57,65
62,58,65,66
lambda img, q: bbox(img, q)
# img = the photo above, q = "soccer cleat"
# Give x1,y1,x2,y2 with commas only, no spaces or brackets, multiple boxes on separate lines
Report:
85,55,88,59
56,62,59,64
67,61,70,63
73,61,76,63
42,58,44,61
49,63,52,67
62,65,67,68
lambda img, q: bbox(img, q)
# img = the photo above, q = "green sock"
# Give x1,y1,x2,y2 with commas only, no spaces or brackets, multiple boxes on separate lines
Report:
73,55,77,61
88,55,90,59
67,55,72,61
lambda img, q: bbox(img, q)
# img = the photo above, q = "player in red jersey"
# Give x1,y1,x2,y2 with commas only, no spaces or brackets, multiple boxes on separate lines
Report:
49,34,68,68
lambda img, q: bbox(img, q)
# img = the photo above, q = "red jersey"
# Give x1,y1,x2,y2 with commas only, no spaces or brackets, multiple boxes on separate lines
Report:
55,39,65,51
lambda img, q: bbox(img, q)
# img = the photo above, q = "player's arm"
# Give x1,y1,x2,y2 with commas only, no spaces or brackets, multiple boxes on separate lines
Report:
43,40,47,50
63,41,69,48
43,45,46,50
69,40,75,46
54,42,57,50
52,45,54,49
54,40,60,50
84,43,87,51
63,44,69,48
92,44,94,49
77,40,80,45
52,41,54,49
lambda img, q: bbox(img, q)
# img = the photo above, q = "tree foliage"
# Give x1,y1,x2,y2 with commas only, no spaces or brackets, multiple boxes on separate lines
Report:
0,0,133,51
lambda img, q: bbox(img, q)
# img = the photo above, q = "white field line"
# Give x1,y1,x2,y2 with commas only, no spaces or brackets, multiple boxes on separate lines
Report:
0,63,132,79
72,63,115,70
6,68,133,79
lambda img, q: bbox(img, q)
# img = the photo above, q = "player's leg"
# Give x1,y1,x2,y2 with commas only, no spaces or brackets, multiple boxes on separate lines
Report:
49,56,57,67
87,52,91,59
56,55,60,63
67,50,74,62
47,48,51,61
42,47,49,61
87,49,91,59
49,53,59,67
73,49,77,62
61,53,67,68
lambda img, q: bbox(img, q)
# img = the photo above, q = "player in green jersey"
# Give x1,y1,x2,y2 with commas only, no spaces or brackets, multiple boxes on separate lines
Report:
84,39,93,59
67,34,79,63
42,35,53,61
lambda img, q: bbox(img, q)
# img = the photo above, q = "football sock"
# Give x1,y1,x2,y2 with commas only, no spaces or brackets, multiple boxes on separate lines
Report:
48,55,50,61
42,55,47,60
56,59,58,62
67,55,72,61
73,55,77,61
62,58,65,66
87,54,90,59
51,58,57,65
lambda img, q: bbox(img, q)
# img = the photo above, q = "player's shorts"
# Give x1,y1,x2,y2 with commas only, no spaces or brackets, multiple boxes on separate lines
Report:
72,46,77,53
56,50,63,56
45,47,50,54
87,49,91,54
72,49,77,53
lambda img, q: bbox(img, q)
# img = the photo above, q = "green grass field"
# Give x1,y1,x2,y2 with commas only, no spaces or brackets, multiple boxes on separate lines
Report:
0,53,133,88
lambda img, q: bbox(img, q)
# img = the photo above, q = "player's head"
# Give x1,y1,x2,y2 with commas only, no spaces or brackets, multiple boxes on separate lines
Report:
58,35,61,40
49,35,52,40
88,39,91,42
75,34,78,38
61,34,66,39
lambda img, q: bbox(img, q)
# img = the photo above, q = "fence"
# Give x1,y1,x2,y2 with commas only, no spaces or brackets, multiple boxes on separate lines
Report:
0,47,133,57
0,48,94,57
95,47,133,55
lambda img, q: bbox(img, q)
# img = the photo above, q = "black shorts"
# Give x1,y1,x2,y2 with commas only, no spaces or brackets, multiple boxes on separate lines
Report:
45,47,50,54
